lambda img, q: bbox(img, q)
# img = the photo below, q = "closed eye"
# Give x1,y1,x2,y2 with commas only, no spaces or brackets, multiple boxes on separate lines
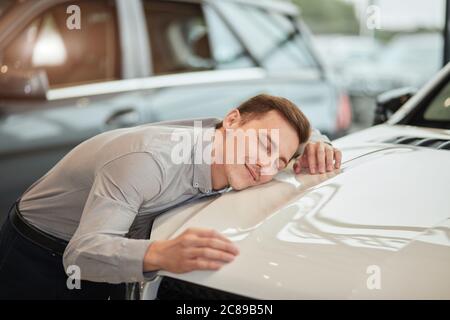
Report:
258,136,272,155
278,158,287,169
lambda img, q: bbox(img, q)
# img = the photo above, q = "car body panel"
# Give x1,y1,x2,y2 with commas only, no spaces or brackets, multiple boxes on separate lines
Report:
146,124,450,299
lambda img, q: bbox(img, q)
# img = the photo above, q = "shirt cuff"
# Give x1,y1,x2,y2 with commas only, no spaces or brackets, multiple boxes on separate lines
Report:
117,239,153,283
308,128,331,144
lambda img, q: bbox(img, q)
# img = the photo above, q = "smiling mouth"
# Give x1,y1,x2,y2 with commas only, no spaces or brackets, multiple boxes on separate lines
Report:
245,163,258,181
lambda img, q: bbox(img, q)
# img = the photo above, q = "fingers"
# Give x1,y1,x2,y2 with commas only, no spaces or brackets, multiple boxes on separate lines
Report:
182,228,239,255
301,155,309,168
186,247,236,263
317,143,326,174
307,144,317,174
293,155,310,174
188,236,239,255
180,228,240,273
293,158,302,174
302,142,342,174
334,149,342,169
184,228,231,243
325,147,334,171
186,259,225,271
152,228,240,274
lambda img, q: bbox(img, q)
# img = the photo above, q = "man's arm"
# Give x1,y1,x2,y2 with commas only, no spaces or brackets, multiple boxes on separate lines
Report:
63,152,238,284
294,128,342,175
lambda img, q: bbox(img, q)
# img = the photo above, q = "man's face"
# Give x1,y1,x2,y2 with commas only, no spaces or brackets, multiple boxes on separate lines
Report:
220,110,300,190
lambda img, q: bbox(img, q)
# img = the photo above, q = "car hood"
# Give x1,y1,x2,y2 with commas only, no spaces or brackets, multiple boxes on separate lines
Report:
148,124,450,299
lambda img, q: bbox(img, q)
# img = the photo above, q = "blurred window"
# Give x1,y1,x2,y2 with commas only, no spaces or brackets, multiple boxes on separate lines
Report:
297,0,446,131
215,2,318,71
379,33,443,74
142,0,214,75
0,0,120,88
203,5,255,69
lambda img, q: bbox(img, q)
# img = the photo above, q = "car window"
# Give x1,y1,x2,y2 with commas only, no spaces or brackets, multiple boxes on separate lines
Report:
0,0,120,89
142,0,214,75
215,2,318,71
203,5,255,70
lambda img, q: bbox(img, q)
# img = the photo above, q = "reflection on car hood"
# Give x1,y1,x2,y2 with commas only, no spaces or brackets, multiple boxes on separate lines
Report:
149,125,450,299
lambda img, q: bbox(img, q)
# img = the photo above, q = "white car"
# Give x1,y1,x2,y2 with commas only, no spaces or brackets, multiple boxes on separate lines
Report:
139,63,450,300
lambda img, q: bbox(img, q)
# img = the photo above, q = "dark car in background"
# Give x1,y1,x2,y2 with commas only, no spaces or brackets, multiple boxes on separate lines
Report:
0,0,350,219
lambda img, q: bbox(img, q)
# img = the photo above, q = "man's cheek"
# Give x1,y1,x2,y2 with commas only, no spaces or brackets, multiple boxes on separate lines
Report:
259,172,275,184
233,177,251,190
261,161,278,176
231,168,249,189
246,149,258,165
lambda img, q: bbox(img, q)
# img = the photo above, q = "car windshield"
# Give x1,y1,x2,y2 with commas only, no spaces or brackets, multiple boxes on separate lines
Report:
406,74,450,129
215,2,319,71
423,80,450,122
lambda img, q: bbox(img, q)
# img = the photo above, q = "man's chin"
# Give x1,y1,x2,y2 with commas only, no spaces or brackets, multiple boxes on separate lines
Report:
229,179,251,191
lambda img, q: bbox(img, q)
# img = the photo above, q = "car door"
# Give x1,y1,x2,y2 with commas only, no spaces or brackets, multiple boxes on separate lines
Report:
0,0,146,219
136,0,271,123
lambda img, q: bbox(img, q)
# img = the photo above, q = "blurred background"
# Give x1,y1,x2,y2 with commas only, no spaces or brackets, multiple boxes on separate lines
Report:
0,0,447,221
299,0,444,131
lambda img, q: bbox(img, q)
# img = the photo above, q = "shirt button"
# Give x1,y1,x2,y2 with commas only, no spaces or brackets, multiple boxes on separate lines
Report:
194,183,199,187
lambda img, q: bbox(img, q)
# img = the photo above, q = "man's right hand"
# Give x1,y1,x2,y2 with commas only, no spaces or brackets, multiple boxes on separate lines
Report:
143,228,239,274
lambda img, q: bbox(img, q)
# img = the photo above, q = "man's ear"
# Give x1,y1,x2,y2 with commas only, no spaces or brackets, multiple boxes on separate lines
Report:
222,109,242,129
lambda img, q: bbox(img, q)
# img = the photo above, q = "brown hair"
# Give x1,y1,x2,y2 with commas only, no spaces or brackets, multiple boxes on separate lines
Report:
217,94,311,144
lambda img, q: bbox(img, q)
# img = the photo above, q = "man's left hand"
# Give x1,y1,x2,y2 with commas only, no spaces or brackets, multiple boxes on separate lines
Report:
293,141,342,174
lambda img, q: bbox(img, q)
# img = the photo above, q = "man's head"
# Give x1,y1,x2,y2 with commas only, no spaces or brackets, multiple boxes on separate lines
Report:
212,94,311,190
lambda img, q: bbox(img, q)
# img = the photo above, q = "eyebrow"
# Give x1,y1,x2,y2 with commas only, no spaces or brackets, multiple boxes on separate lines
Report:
265,133,288,167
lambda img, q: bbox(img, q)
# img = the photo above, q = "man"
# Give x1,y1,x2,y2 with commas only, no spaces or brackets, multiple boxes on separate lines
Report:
0,94,341,299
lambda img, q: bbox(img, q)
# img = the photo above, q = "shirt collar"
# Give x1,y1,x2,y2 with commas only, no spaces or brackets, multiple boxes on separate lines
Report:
192,122,217,194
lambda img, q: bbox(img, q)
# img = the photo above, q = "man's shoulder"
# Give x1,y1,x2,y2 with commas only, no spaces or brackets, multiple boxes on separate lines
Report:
143,117,221,128
74,118,218,172
130,117,220,152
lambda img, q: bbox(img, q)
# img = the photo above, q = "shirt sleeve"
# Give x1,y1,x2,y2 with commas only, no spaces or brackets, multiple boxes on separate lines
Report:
63,152,164,284
295,128,332,157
